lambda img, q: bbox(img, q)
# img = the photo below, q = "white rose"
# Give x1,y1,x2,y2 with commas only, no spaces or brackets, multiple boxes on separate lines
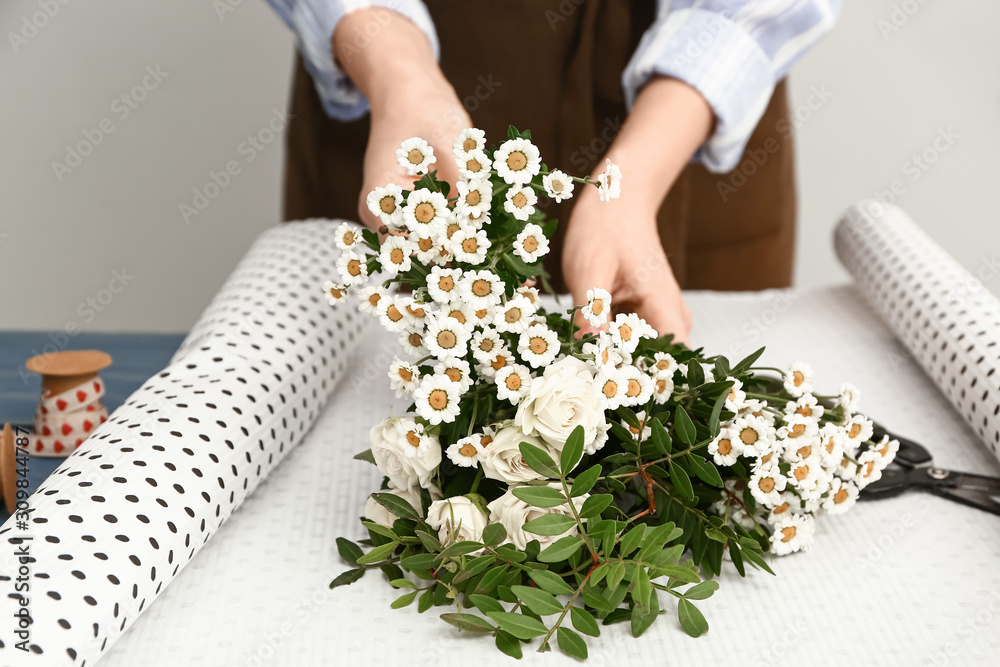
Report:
515,356,609,454
425,497,488,547
370,417,441,490
487,483,588,550
364,485,426,528
479,425,556,484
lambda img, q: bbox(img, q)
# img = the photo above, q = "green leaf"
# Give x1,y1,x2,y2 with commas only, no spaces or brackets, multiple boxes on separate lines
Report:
674,406,696,445
731,346,765,374
417,589,433,613
440,612,495,634
632,567,652,609
652,564,701,584
669,462,694,501
415,529,441,552
519,442,561,478
619,525,646,557
557,626,589,660
371,492,420,521
688,454,724,488
528,569,575,595
390,578,416,589
437,540,484,560
482,522,507,547
579,494,613,519
677,598,709,637
683,580,719,601
708,385,730,437
523,513,577,536
476,565,510,594
512,585,564,616
486,611,549,640
603,608,631,626
353,448,376,465
570,465,602,497
328,567,365,589
400,552,437,571
495,630,524,660
538,535,584,563
561,425,585,475
391,591,418,609
355,541,397,565
606,561,626,591
512,485,567,508
336,537,364,565
361,520,398,541
469,594,504,614
630,587,659,637
571,606,601,637
651,418,672,456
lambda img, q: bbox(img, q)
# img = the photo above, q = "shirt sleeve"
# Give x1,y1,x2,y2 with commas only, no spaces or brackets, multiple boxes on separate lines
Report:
622,0,841,173
266,0,439,121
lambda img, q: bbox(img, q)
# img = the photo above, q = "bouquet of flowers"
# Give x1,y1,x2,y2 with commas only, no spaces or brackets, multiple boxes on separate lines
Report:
325,127,898,660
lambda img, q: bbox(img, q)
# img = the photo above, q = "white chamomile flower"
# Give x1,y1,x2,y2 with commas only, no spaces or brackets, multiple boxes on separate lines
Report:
838,382,861,414
871,434,899,464
434,357,473,394
403,189,449,235
619,365,653,407
732,415,773,457
818,423,846,467
597,368,627,410
583,332,622,371
396,137,436,175
427,266,463,304
471,327,505,365
322,280,348,305
388,357,420,398
453,128,486,156
365,184,404,229
468,305,496,328
446,436,481,468
596,159,622,203
517,324,560,368
724,377,746,412
785,394,824,421
399,328,429,358
651,371,674,404
783,361,814,398
651,352,679,378
493,295,536,334
581,287,611,327
412,231,440,264
610,313,654,355
516,285,540,306
399,297,433,325
494,137,541,185
357,285,386,315
376,295,412,332
458,270,504,310
336,249,368,286
769,512,814,556
853,450,883,489
708,427,744,466
749,465,788,507
334,222,361,250
777,413,819,441
395,418,433,459
413,375,462,425
783,432,821,464
456,148,492,181
495,364,532,404
441,301,475,329
379,235,415,276
451,226,491,264
504,185,537,221
843,414,874,447
424,314,471,359
623,410,652,441
479,348,514,379
822,477,860,515
456,179,492,220
542,169,574,202
786,457,823,493
513,223,549,263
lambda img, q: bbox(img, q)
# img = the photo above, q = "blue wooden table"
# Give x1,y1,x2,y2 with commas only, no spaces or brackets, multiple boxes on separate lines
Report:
0,332,184,520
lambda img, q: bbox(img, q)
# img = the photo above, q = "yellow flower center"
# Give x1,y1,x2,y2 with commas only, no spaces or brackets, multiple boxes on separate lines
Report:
795,406,811,418
448,309,466,324
655,379,667,394
462,238,479,253
491,355,508,371
368,292,381,308
740,427,758,445
591,299,604,316
466,190,481,206
773,501,789,515
796,444,812,459
408,333,422,347
346,259,362,276
505,374,522,391
379,197,396,214
512,192,527,208
459,443,477,457
506,151,527,171
389,248,405,265
789,423,806,438
386,304,403,322
445,368,462,383
793,370,805,387
505,307,521,323
758,477,775,493
472,279,492,297
446,222,460,238
793,464,809,482
655,359,671,371
428,389,449,410
717,438,732,456
781,526,797,542
397,367,413,382
529,337,547,354
848,423,862,439
418,236,434,252
479,338,494,352
437,330,457,349
551,179,564,192
438,276,454,292
625,379,641,397
602,380,618,398
522,236,539,253
342,230,356,245
833,488,849,504
414,202,435,224
480,435,493,447
466,157,482,172
619,324,633,342
406,430,421,447
462,137,478,151
329,286,344,299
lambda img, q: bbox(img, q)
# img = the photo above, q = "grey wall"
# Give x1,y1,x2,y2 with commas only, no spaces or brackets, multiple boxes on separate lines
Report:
1,0,997,333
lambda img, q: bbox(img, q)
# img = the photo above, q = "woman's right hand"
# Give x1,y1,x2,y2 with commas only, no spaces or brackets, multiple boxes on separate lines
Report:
333,9,470,231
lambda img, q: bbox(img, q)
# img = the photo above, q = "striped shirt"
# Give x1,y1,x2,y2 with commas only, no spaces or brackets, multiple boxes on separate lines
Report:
265,0,839,173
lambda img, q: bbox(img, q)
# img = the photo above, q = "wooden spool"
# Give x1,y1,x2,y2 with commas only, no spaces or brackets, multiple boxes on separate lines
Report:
25,350,112,396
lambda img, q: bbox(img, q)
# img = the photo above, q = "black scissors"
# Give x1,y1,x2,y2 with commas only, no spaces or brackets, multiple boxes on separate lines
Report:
861,426,1000,516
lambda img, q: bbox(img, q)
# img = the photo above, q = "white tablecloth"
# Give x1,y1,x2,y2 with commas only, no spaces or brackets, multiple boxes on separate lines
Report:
98,285,1000,667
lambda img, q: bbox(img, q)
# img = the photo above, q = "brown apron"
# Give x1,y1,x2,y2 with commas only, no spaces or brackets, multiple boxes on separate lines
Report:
283,0,796,293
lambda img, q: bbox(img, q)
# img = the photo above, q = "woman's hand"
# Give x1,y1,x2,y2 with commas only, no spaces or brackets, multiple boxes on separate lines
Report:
334,9,470,231
562,76,715,345
562,186,692,345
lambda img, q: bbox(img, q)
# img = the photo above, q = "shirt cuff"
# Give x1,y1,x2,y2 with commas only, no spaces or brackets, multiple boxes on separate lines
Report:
288,1,439,121
622,8,776,173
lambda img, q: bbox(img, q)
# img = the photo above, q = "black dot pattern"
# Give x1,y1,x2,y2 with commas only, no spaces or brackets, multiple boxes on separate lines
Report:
0,221,369,665
836,202,1000,459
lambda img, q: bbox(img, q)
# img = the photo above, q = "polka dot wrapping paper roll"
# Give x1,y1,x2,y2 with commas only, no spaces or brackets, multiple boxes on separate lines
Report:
0,221,371,664
835,202,1000,462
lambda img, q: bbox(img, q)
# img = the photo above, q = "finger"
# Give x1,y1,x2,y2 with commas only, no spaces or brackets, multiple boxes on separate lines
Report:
634,292,692,346
566,266,618,339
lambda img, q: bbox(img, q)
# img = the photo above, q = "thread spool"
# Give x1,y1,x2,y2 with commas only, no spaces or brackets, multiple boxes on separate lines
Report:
1,423,15,513
25,350,112,457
